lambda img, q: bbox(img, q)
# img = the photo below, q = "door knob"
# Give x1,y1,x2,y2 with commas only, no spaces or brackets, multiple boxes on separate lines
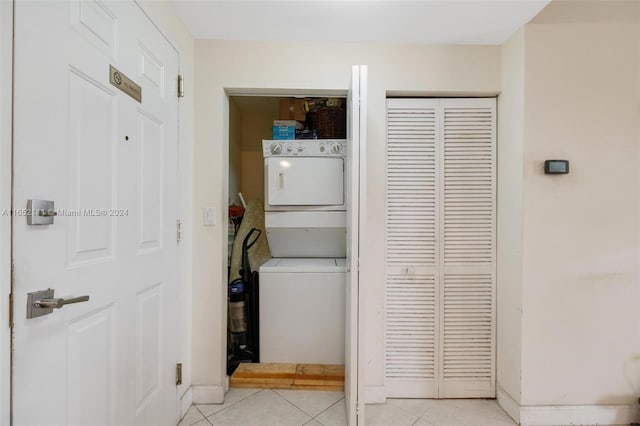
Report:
26,289,90,319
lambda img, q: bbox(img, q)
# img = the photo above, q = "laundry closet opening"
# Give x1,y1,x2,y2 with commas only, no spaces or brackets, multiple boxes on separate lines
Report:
226,94,350,391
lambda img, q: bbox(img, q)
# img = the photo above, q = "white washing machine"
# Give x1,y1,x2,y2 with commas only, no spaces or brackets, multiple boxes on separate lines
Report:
259,258,346,364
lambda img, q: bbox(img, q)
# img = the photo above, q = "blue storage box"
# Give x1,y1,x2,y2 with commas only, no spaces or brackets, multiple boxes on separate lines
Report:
272,125,295,140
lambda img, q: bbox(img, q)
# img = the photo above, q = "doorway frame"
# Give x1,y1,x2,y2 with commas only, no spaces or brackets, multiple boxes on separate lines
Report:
0,0,13,424
221,87,360,397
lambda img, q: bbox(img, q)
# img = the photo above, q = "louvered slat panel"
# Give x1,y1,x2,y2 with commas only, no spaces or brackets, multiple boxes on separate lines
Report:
440,99,496,398
386,102,437,266
441,273,494,397
385,274,436,379
385,100,438,397
443,105,495,265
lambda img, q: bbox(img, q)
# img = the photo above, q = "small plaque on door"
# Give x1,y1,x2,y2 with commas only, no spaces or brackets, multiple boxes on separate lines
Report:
109,65,141,103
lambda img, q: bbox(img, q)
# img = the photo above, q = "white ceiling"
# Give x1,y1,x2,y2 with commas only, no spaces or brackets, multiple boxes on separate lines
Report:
170,0,550,45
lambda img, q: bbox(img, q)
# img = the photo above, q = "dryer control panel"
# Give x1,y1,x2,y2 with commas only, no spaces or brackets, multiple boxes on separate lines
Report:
263,140,346,157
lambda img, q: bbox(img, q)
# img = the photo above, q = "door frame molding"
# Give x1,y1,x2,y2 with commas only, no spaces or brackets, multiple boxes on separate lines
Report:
0,1,13,424
221,88,363,408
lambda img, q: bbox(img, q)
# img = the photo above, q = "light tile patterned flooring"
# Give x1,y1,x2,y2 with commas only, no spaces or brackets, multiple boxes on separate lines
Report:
179,388,517,426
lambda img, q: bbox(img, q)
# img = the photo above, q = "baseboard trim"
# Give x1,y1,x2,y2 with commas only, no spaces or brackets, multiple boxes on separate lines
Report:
519,403,639,426
364,386,386,404
497,387,520,424
180,387,193,419
496,385,639,425
192,385,226,404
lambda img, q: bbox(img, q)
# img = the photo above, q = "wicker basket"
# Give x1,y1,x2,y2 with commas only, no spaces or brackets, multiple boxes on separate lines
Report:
307,107,346,139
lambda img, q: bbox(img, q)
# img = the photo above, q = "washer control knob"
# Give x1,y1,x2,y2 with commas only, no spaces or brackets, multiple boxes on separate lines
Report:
331,143,342,154
285,143,294,153
297,144,304,152
319,144,326,153
270,143,282,155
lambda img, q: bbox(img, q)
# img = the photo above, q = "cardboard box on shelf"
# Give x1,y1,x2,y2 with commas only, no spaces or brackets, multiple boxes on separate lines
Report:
280,99,306,121
274,120,304,129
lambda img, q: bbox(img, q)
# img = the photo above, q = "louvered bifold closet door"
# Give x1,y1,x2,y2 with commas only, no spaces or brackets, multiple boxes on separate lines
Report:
439,98,496,398
385,99,440,398
385,98,496,399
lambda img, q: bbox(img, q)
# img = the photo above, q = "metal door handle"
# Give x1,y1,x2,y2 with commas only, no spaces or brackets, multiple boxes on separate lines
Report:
27,289,90,319
34,295,89,309
278,172,285,189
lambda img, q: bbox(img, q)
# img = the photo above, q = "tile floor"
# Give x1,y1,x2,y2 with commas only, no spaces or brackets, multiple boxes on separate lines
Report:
179,388,517,426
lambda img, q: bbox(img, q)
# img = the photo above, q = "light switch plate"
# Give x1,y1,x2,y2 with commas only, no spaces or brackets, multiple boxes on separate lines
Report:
204,207,216,226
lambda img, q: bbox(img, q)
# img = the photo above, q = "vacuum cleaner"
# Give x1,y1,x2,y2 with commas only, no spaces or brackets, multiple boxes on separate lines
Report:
227,228,261,375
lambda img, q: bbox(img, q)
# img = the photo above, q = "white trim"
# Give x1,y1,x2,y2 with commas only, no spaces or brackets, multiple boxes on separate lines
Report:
364,386,386,404
192,385,226,404
496,387,639,426
221,94,230,396
179,386,193,420
497,387,521,424
519,404,639,426
357,65,367,426
225,88,347,98
0,1,12,425
386,90,500,98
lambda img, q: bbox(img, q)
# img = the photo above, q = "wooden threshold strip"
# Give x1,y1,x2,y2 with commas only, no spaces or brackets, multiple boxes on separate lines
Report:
230,363,345,391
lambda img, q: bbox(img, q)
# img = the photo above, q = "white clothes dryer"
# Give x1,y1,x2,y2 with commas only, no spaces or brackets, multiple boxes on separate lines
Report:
262,140,347,258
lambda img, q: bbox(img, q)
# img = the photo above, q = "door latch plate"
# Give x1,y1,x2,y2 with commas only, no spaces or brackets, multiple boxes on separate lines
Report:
26,288,54,319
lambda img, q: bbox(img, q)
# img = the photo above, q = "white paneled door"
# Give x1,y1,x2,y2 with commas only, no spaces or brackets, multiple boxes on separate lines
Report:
12,1,179,425
385,98,496,399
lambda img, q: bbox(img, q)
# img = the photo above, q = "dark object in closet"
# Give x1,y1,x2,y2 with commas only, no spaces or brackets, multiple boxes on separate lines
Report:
307,107,346,139
295,129,318,140
227,228,262,375
229,205,244,234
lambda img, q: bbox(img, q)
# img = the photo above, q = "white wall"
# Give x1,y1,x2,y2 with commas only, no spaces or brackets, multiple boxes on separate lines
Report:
496,28,525,406
0,1,13,423
520,1,640,407
193,40,501,393
496,6,640,422
137,0,195,409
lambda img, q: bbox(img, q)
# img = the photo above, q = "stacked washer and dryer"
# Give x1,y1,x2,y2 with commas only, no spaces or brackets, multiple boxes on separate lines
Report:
259,139,347,365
